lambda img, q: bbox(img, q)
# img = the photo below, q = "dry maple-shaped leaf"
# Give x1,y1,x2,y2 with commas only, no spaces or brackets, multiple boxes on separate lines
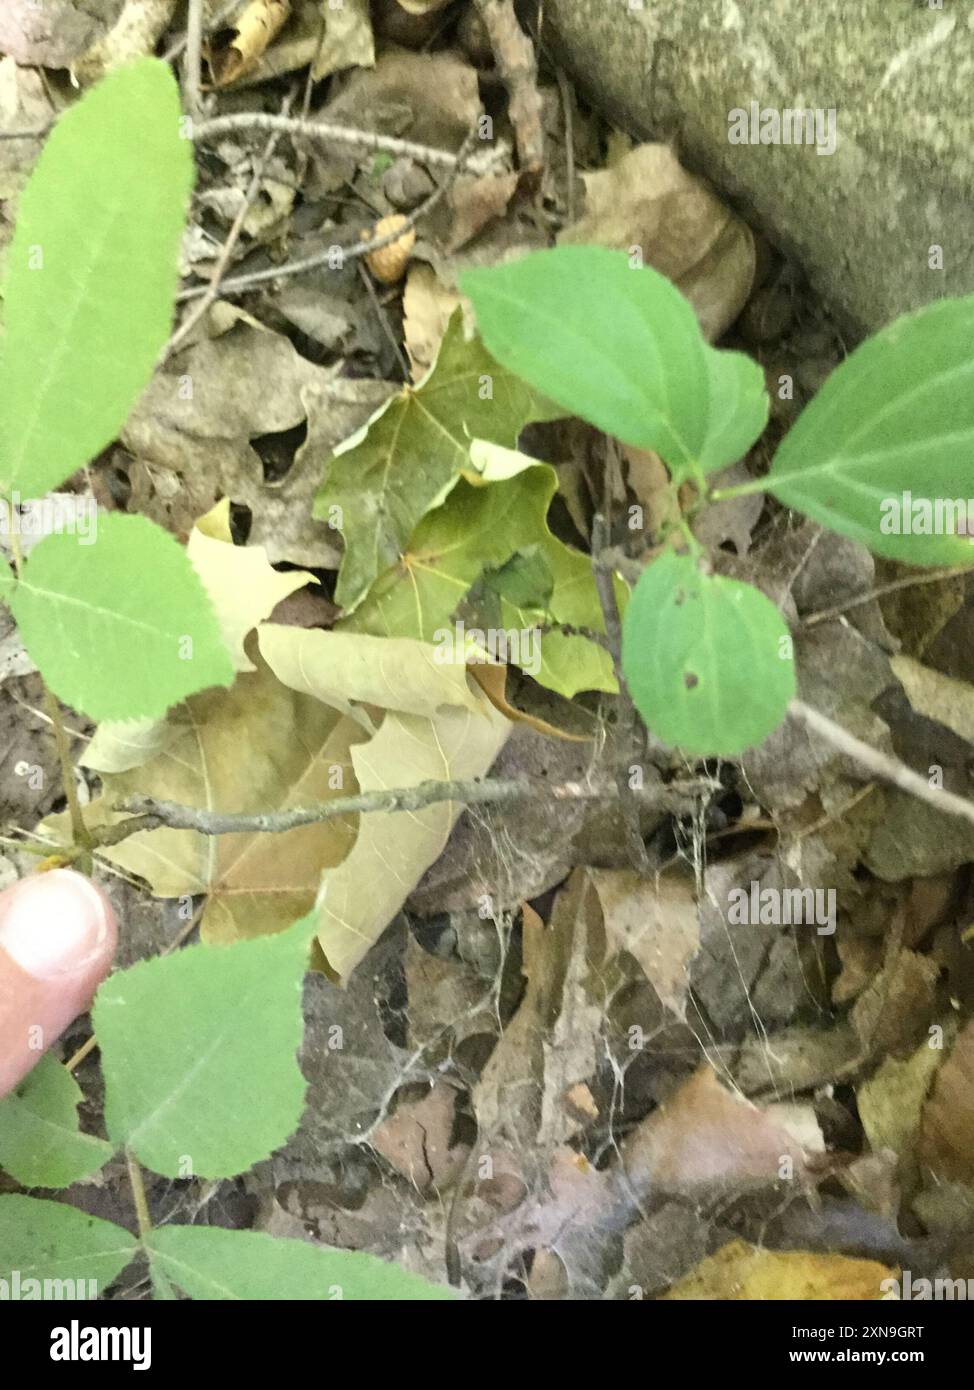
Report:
187,499,314,672
257,623,488,729
48,656,365,941
663,1239,896,1300
559,143,755,341
316,309,562,614
919,1018,974,1184
206,0,290,86
0,0,125,68
305,696,510,980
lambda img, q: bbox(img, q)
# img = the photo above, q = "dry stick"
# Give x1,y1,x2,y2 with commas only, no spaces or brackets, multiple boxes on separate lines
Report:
799,562,972,629
183,0,205,123
163,0,241,63
591,511,653,874
474,0,545,173
193,111,504,175
162,92,294,361
177,121,484,301
116,774,717,838
789,698,974,827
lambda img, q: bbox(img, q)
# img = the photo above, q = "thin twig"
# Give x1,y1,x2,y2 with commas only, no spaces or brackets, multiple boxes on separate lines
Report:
592,510,652,873
193,111,505,175
116,774,717,838
800,563,972,629
177,121,484,301
163,89,295,361
183,0,205,123
789,698,974,827
163,0,241,63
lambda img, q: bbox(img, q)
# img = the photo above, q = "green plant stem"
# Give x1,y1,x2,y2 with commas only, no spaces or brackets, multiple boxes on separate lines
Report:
709,476,769,502
42,685,91,871
125,1149,153,1240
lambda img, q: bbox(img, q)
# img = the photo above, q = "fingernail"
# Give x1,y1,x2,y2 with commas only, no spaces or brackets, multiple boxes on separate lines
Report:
0,870,113,980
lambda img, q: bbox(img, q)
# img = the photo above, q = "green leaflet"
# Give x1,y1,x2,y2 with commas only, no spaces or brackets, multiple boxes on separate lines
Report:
0,1195,137,1296
461,246,768,481
0,60,193,500
0,1053,112,1188
94,916,315,1179
341,442,618,697
767,295,974,566
621,550,795,756
145,1225,459,1300
315,309,561,613
0,514,234,721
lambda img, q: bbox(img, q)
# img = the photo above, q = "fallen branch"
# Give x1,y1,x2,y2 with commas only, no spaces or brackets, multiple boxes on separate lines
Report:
789,698,974,828
116,774,718,838
192,111,505,176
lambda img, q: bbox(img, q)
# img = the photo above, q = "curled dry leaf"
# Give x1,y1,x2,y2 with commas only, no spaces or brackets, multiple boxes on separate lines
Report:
559,143,755,341
663,1240,896,1300
206,0,290,87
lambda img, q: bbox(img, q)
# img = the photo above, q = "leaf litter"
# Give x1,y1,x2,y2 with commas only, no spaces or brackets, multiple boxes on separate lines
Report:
4,0,974,1305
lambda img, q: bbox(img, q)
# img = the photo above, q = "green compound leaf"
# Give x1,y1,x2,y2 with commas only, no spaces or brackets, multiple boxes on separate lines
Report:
0,1195,136,1297
94,915,314,1179
621,550,795,756
767,296,974,566
315,309,562,614
0,59,193,500
0,513,234,721
0,1053,113,1188
145,1225,459,1300
460,246,768,482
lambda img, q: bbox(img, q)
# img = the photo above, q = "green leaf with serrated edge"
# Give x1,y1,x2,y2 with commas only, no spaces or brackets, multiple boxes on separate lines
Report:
0,60,192,500
0,1054,112,1188
94,915,314,1179
342,442,618,697
621,550,795,756
145,1225,458,1300
0,1195,136,1297
0,514,234,721
314,309,562,613
460,246,768,482
766,296,974,566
